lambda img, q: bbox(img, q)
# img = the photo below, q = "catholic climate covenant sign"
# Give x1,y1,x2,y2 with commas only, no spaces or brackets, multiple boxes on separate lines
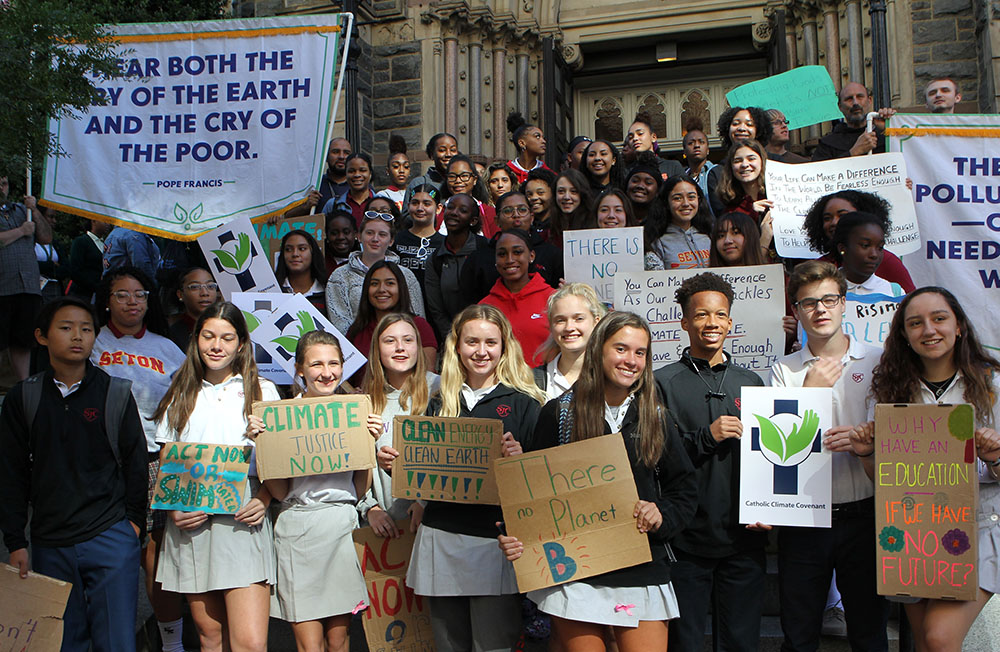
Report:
40,15,349,240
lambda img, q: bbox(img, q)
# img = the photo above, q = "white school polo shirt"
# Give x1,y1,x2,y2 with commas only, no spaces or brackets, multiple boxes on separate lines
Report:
769,335,878,503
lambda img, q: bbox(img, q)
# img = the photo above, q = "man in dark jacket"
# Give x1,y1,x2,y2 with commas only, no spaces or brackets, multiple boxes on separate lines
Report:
655,272,767,652
812,82,895,161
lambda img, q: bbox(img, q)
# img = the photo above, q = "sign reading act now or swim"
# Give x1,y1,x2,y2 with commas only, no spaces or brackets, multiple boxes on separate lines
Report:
252,395,376,481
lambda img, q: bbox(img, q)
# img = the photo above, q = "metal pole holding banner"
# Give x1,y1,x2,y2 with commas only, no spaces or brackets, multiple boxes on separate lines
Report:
311,12,354,216
342,0,360,152
869,0,891,110
865,112,880,155
25,160,32,222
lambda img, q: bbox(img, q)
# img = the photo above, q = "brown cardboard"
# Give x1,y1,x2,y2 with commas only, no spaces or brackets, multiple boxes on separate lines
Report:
391,415,504,504
0,563,72,651
494,435,652,593
874,403,979,601
252,395,376,481
151,442,251,514
352,520,435,652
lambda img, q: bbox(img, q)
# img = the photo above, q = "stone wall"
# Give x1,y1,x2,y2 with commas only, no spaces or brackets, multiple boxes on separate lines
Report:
371,41,422,184
911,0,979,103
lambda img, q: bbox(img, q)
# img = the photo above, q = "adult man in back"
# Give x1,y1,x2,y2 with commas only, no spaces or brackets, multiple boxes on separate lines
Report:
925,78,962,113
282,137,352,220
766,109,809,163
812,82,895,161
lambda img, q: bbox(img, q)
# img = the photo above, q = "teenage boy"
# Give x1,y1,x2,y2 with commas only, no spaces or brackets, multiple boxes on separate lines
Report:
0,296,148,652
655,272,767,651
770,261,886,651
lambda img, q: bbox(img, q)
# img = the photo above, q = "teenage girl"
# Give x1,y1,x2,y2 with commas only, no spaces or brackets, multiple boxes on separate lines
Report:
523,168,558,244
852,287,1000,652
552,169,594,243
168,267,219,351
715,140,774,256
275,229,328,312
707,106,772,215
500,311,697,652
245,331,379,652
533,282,607,400
646,175,713,270
325,210,359,275
439,154,497,238
360,313,441,536
486,162,515,207
375,135,412,211
394,183,444,286
582,140,625,192
506,111,552,184
830,212,905,297
153,302,280,652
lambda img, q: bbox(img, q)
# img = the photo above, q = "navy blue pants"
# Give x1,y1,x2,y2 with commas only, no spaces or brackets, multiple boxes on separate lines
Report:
32,519,141,652
778,499,888,652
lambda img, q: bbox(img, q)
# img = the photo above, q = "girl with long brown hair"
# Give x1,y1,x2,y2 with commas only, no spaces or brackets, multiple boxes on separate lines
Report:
500,311,696,652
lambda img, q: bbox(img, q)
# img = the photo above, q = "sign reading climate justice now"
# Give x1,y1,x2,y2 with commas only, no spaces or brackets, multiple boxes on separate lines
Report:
495,435,651,593
151,442,251,514
874,403,979,601
391,416,504,504
766,155,920,259
252,395,375,481
40,15,348,240
0,564,72,652
614,266,785,379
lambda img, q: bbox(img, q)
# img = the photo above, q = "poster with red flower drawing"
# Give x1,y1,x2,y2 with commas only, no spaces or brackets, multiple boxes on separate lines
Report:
874,403,979,600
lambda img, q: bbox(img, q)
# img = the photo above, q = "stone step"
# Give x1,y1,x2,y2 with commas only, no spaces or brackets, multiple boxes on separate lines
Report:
703,615,901,652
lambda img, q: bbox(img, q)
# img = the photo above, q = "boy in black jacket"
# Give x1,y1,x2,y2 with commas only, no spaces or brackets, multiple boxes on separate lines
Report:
654,272,768,652
0,296,147,652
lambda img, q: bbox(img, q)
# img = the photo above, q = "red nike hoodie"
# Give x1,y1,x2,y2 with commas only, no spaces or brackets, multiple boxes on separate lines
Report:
479,273,555,366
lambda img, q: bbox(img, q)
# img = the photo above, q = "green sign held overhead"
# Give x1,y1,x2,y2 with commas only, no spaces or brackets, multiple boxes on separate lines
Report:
726,65,842,130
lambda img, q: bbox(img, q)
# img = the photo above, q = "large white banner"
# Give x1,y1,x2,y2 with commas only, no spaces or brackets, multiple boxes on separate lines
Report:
40,15,348,240
767,155,920,259
614,265,785,379
888,114,1000,353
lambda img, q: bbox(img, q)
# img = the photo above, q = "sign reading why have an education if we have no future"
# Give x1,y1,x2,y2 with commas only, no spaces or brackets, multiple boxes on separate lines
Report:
614,266,785,379
740,386,834,528
391,416,504,504
353,520,436,652
252,395,376,481
0,564,72,652
40,15,349,240
563,227,644,306
874,403,979,601
495,435,651,593
151,442,251,514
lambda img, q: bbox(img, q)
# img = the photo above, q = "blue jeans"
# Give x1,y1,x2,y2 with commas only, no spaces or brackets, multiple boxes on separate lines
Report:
32,519,141,652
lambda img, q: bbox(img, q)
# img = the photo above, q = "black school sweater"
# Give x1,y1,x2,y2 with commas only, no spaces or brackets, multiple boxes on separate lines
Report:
419,384,542,539
530,391,697,588
655,350,767,558
0,363,148,550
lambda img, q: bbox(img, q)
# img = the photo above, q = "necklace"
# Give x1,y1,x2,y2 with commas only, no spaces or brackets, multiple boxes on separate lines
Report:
693,357,729,401
921,374,956,399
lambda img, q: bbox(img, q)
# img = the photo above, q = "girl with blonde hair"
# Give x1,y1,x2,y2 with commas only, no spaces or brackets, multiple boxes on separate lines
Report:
533,282,607,399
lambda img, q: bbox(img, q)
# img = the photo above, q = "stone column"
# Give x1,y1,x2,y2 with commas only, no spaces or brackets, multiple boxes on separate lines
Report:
516,52,529,116
444,35,459,136
821,0,842,91
493,39,507,160
785,11,798,69
798,5,821,140
469,42,482,155
845,0,865,83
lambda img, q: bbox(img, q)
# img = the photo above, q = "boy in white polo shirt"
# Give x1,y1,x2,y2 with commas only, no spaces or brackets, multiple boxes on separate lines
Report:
769,260,888,651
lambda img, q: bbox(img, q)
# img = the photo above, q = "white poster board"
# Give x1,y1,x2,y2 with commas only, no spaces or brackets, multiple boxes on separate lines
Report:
843,292,904,348
198,216,280,298
766,155,920,259
614,265,785,379
739,386,833,527
231,292,293,384
563,227,644,306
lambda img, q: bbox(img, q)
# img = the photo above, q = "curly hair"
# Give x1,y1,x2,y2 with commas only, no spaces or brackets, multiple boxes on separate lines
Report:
802,190,892,254
830,211,890,264
98,265,168,336
716,106,773,149
674,272,736,314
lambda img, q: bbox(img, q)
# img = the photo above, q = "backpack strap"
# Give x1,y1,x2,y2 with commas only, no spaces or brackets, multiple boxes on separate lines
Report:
103,377,133,468
20,372,47,449
557,390,574,445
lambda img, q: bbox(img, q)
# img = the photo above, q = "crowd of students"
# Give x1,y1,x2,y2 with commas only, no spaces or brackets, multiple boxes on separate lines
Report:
0,75,997,652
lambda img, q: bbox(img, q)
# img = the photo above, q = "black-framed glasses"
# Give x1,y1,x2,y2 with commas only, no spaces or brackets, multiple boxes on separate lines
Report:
185,282,219,293
500,205,531,217
446,171,474,183
793,294,843,312
363,210,395,222
111,290,150,303
772,118,789,126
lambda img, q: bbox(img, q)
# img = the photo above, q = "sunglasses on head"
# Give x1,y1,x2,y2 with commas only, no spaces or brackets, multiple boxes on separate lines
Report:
363,210,395,222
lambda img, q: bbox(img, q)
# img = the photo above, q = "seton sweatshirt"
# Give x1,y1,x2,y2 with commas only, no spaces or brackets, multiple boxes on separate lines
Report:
478,273,555,366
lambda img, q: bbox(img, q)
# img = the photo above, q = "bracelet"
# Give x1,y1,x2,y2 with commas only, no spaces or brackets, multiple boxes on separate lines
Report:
853,449,875,458
989,457,1000,468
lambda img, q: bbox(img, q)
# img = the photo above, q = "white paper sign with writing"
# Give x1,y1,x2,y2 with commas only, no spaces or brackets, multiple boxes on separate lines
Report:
614,265,785,379
843,292,904,348
563,227,644,306
766,154,920,259
739,386,834,528
198,216,280,298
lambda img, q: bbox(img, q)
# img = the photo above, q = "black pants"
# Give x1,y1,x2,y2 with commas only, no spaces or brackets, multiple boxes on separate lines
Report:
778,499,888,652
668,547,766,652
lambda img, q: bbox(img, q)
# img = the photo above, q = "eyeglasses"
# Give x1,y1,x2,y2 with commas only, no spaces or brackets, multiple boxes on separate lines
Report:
363,210,395,222
772,119,789,126
500,205,531,217
111,290,150,303
793,294,843,312
446,171,474,183
185,282,219,293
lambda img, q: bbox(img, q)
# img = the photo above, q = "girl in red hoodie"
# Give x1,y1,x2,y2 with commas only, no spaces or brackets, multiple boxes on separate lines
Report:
479,228,555,366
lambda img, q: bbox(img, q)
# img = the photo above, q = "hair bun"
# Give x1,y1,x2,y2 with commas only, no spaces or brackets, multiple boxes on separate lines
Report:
388,134,407,155
684,117,705,133
506,111,527,135
634,110,653,126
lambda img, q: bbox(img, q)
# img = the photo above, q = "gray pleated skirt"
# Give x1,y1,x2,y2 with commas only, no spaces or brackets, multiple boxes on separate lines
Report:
977,482,1000,594
528,581,680,627
271,502,368,622
406,525,519,597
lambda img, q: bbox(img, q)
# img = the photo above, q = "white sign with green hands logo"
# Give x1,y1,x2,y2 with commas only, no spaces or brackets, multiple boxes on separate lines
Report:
197,216,280,299
739,386,834,528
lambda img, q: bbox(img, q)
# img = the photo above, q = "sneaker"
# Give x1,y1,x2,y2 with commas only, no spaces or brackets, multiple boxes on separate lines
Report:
821,607,847,638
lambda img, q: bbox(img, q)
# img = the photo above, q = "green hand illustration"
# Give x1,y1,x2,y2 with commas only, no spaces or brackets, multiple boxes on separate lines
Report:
296,310,317,338
211,233,253,273
242,310,261,332
754,409,820,463
755,414,786,461
271,335,299,352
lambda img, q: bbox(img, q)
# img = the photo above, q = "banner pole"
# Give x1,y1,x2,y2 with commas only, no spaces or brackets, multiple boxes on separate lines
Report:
311,12,354,216
25,159,32,222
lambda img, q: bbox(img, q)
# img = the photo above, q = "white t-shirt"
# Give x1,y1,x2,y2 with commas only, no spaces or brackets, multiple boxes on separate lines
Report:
543,354,574,401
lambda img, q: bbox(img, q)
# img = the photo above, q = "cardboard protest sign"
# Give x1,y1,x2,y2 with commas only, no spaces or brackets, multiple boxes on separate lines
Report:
39,15,349,240
725,65,842,130
198,216,280,298
252,395,375,481
874,403,979,600
563,227,644,306
0,564,72,652
844,292,904,348
614,266,785,378
391,416,504,504
151,442,251,514
252,292,365,386
740,386,834,527
495,435,651,592
231,292,293,384
353,520,435,652
766,155,920,259
254,214,325,267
